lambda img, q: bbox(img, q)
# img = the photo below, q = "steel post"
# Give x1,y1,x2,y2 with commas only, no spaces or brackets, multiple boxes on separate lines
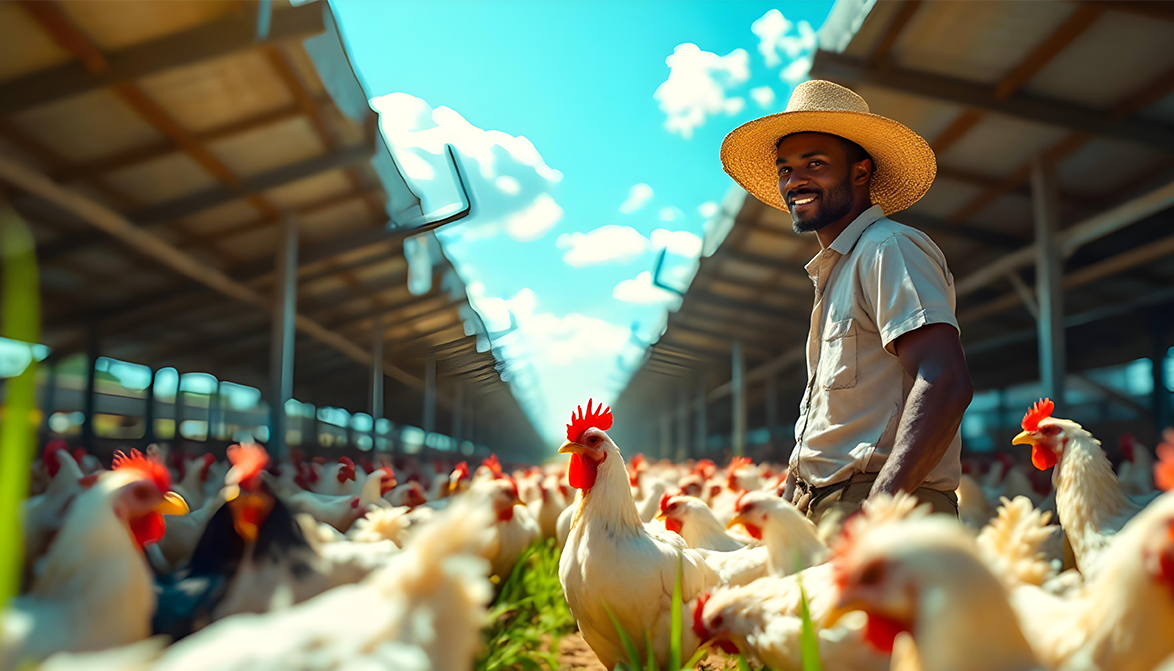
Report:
1031,156,1066,411
268,214,298,460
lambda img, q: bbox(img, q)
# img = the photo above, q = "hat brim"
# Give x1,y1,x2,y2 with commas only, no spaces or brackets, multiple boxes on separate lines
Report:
720,110,936,216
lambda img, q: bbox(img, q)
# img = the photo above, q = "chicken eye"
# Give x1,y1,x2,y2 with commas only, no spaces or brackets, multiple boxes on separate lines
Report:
1042,425,1060,436
711,614,724,629
860,560,885,586
587,435,600,445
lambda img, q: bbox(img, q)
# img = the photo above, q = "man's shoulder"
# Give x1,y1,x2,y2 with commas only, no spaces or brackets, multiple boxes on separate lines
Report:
856,216,948,263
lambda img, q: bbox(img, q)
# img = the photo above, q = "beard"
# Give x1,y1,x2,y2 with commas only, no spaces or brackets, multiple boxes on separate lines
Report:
789,176,855,234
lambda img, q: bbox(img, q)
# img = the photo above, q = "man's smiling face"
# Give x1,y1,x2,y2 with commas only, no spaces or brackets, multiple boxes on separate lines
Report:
776,132,869,234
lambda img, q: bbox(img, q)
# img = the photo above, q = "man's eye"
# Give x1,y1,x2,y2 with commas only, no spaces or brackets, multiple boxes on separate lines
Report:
778,167,790,176
809,160,822,168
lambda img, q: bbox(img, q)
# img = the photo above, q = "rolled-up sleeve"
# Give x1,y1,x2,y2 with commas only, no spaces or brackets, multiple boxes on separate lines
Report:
861,234,959,355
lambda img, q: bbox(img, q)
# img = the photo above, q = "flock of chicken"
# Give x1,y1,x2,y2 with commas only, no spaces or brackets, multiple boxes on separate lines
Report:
5,397,1174,671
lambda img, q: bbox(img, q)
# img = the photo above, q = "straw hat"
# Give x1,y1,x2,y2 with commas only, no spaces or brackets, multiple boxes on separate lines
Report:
720,80,936,215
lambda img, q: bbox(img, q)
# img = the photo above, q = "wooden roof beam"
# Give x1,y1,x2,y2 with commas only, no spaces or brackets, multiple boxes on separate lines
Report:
0,154,427,391
0,3,325,115
810,49,1174,153
39,143,373,261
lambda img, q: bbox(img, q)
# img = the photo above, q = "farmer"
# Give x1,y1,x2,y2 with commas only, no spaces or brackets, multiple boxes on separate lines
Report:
721,80,972,522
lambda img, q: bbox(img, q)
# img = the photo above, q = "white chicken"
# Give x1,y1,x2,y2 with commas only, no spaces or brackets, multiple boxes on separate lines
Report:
656,493,749,552
22,445,89,569
1011,398,1161,577
558,400,718,670
145,494,495,671
309,457,357,497
171,453,215,511
827,515,1043,671
477,475,541,579
2,450,189,669
727,490,828,576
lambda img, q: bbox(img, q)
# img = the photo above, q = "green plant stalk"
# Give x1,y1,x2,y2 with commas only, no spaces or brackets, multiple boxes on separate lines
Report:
0,203,39,611
669,553,683,670
798,581,822,671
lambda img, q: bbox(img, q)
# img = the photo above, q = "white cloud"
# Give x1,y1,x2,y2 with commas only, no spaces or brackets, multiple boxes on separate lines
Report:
613,271,681,306
556,225,649,268
698,201,719,218
526,312,632,366
658,206,683,222
750,86,776,109
619,183,654,214
650,229,703,257
751,10,817,69
495,175,521,195
654,43,751,139
370,92,565,243
781,55,813,85
504,193,563,242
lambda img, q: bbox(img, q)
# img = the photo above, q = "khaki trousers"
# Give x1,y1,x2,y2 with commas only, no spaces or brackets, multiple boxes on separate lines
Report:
791,472,958,525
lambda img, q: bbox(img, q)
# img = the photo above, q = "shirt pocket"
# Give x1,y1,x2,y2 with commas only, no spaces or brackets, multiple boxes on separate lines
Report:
820,318,857,390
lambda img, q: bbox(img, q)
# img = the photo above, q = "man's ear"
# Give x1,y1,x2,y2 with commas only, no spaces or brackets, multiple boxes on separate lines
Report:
853,158,873,186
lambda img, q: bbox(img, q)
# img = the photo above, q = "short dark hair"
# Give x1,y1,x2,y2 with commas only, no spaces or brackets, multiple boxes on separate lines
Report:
776,132,873,167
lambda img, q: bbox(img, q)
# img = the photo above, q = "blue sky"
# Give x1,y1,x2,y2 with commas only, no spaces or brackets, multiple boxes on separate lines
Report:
333,0,834,444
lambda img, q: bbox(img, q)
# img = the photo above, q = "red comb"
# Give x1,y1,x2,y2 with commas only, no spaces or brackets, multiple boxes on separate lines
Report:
227,443,269,490
112,449,171,493
659,491,673,514
340,456,354,469
566,399,613,443
43,441,67,478
482,454,503,478
72,447,88,463
730,456,751,470
1021,398,1054,432
692,593,711,642
734,490,749,513
453,461,470,480
1155,438,1174,492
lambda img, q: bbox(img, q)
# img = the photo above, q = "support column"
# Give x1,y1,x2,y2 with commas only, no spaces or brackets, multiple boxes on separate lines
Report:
660,411,672,460
81,322,99,451
268,215,298,460
142,367,155,447
1031,156,1066,411
370,315,384,422
1153,314,1171,434
423,352,436,434
676,387,689,461
209,378,222,442
765,373,778,445
452,382,464,445
695,383,707,454
39,358,58,443
731,341,746,457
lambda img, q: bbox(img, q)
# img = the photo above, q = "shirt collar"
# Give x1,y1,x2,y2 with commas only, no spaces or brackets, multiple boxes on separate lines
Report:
828,204,885,256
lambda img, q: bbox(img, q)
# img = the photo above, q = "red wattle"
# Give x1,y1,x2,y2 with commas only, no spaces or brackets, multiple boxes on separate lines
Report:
568,453,598,489
863,613,909,654
665,517,683,534
743,523,763,540
498,507,515,523
130,512,166,549
1031,445,1058,470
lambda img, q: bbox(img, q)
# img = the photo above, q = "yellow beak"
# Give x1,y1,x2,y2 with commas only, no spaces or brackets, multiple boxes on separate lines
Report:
558,441,584,455
156,491,190,516
823,597,865,628
654,511,667,522
726,514,745,530
1012,431,1036,446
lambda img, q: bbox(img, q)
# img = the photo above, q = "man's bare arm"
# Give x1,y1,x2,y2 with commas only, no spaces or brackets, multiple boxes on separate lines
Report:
869,323,973,498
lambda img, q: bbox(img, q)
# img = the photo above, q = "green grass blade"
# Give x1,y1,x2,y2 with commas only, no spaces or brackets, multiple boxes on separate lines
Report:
669,552,683,670
0,203,40,611
645,630,656,671
682,641,712,670
798,581,822,671
604,601,643,667
737,654,752,671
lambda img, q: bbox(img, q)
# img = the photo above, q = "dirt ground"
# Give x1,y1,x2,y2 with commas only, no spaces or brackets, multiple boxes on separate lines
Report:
556,632,739,671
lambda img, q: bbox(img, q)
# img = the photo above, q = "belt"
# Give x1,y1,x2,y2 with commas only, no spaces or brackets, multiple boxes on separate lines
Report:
790,472,877,514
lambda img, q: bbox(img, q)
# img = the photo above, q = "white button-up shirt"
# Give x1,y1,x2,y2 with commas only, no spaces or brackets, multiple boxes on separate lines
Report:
790,204,962,490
